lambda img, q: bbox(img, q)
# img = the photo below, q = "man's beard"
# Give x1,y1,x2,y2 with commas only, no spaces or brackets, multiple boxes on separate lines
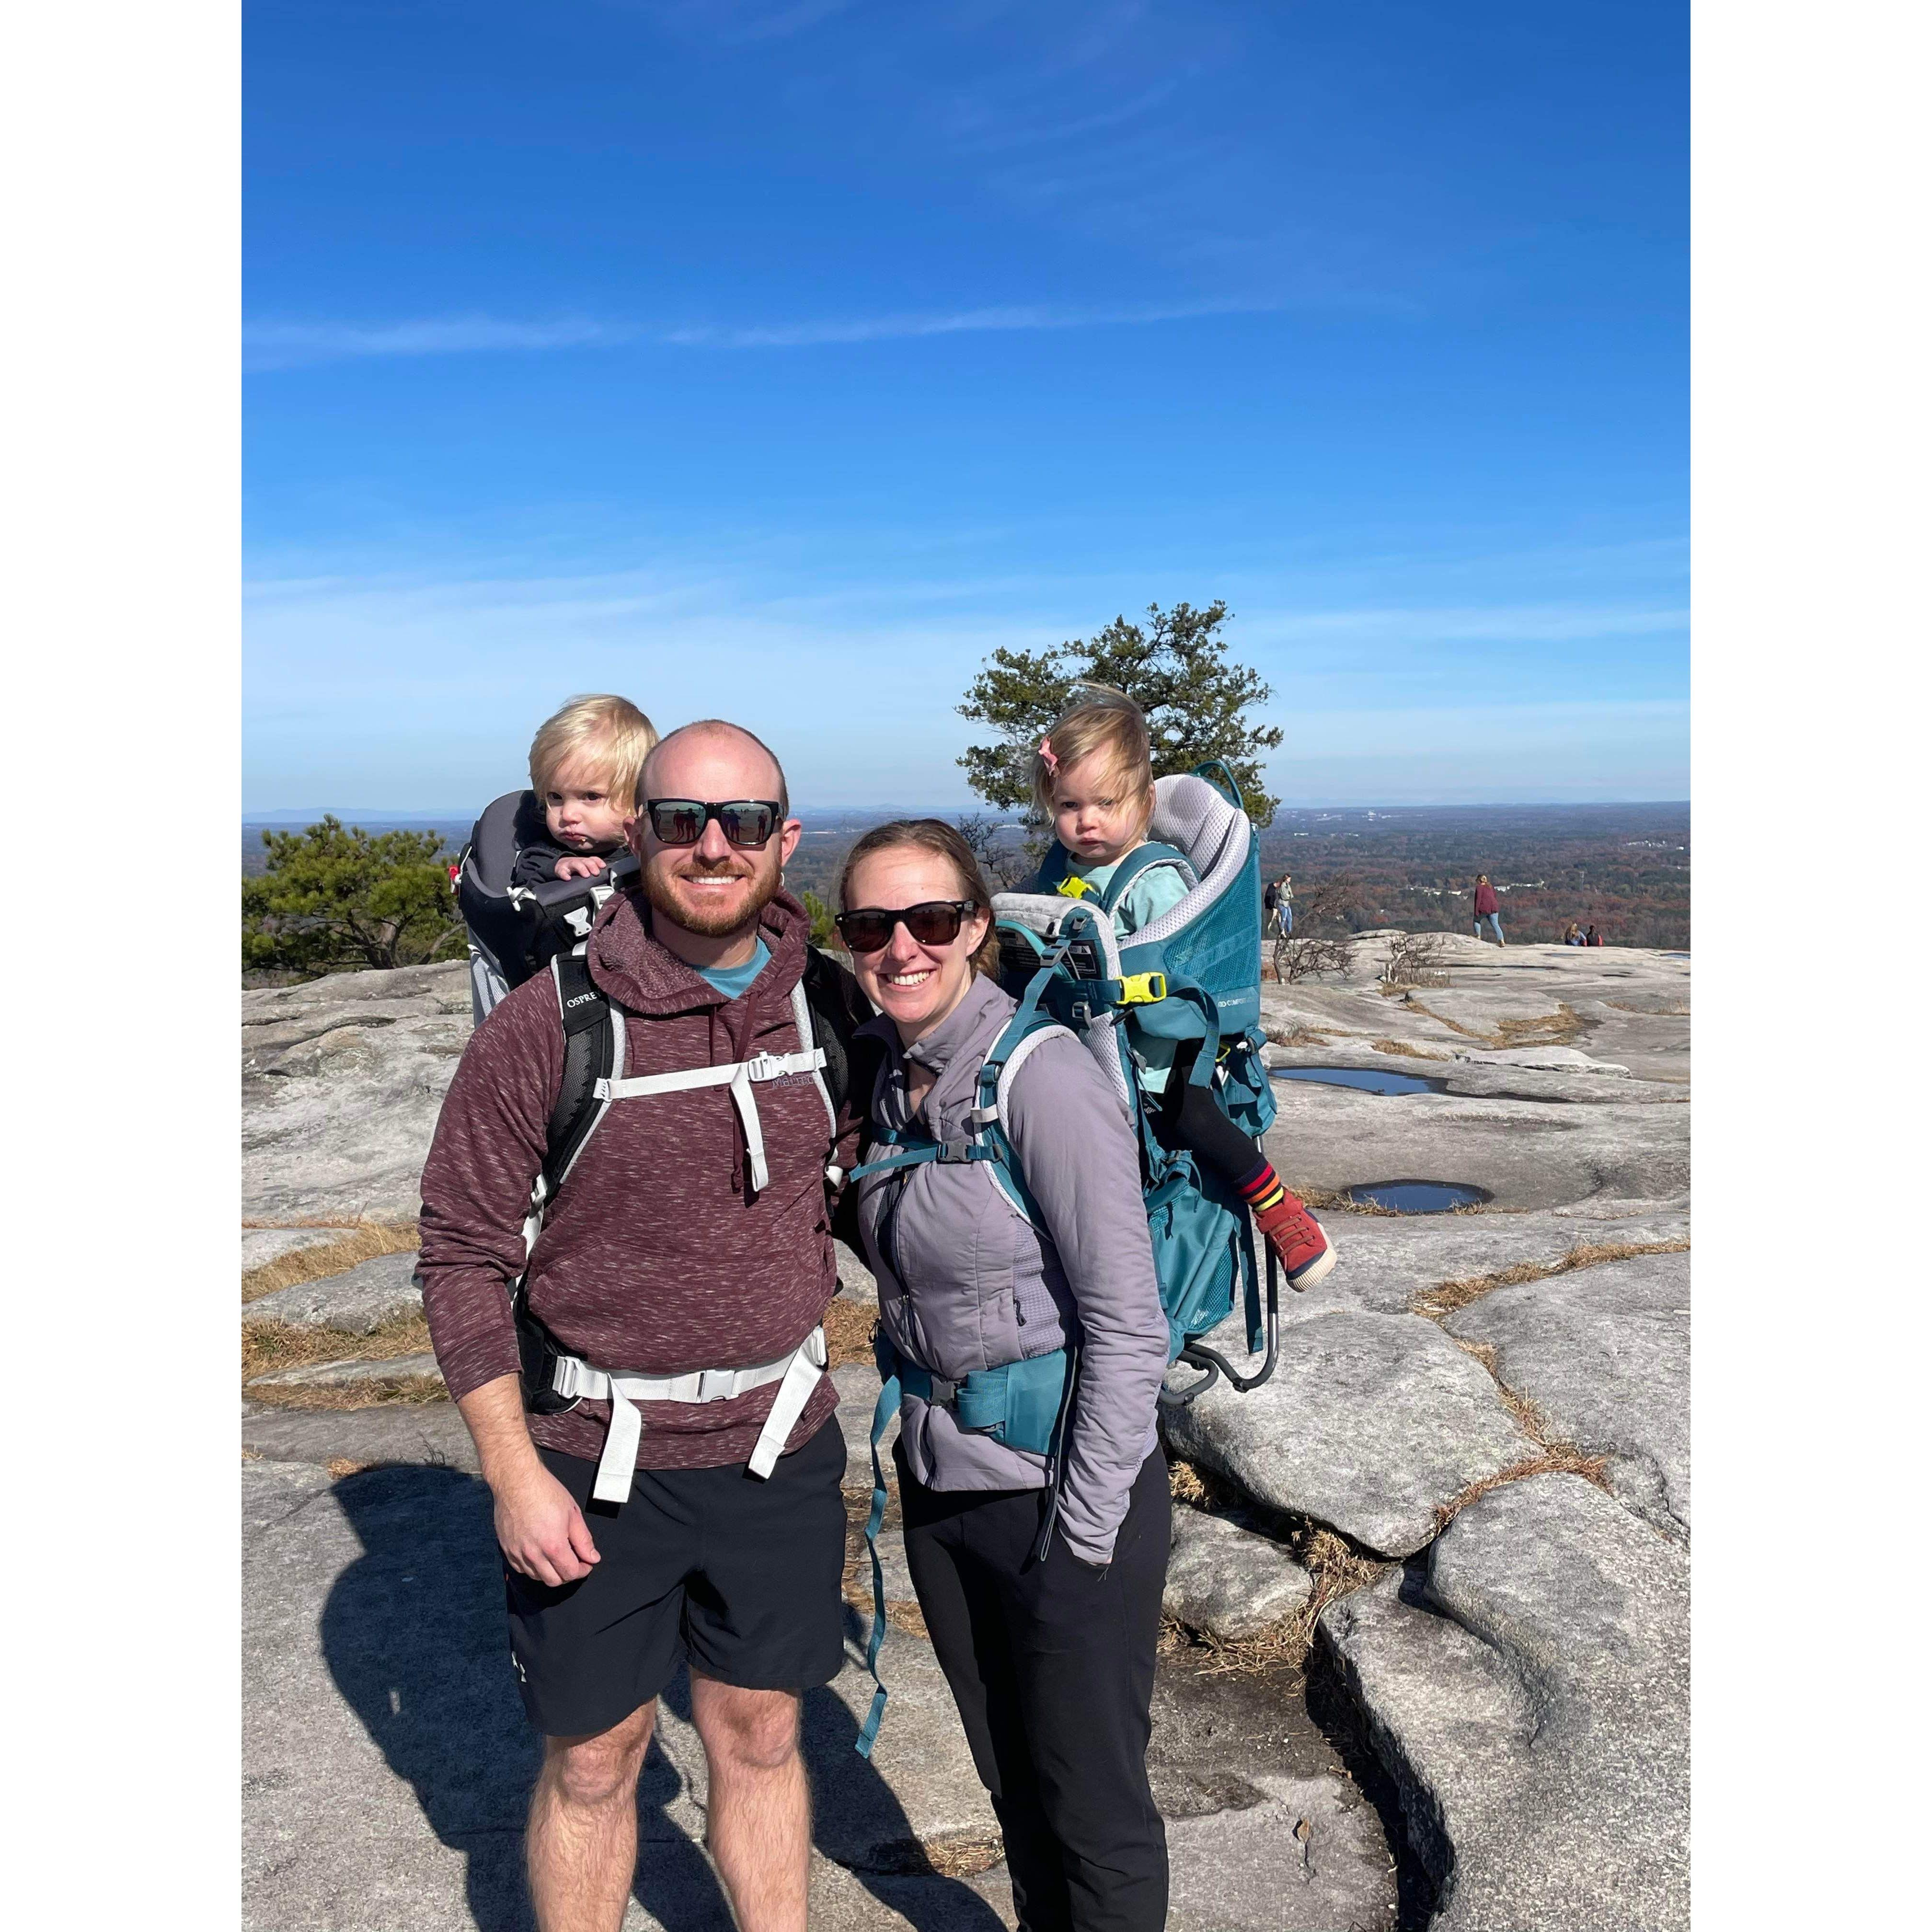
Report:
642,849,783,939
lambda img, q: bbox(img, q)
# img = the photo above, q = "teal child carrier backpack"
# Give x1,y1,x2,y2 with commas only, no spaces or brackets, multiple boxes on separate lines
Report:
845,761,1284,1756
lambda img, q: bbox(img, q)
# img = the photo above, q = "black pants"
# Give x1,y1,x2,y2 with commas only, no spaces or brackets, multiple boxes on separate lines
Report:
1155,1040,1265,1186
897,1444,1172,1932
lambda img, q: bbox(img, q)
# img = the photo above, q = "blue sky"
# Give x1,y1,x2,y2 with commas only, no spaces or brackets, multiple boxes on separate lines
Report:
244,0,1688,814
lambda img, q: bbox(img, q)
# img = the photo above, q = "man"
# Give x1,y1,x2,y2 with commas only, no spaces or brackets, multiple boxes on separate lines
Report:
418,720,862,1932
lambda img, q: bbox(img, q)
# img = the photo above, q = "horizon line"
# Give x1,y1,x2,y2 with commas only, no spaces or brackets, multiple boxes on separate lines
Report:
243,798,1693,822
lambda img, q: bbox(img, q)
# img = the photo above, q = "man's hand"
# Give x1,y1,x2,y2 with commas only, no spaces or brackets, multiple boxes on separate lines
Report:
553,853,608,881
457,1373,601,1586
493,1458,601,1587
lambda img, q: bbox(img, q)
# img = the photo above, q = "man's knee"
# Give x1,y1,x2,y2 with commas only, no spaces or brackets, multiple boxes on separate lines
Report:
543,1702,657,1809
693,1680,800,1774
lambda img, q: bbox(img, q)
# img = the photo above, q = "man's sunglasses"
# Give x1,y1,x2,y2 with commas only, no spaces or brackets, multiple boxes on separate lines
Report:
643,799,783,848
834,900,980,954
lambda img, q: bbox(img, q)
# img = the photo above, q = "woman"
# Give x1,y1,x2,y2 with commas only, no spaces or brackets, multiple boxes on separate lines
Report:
1563,921,1584,946
1473,873,1504,945
838,819,1173,1932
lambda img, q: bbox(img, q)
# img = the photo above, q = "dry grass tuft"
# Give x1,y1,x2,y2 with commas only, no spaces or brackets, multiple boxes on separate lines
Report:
1162,1460,1392,1673
1409,1238,1689,1318
1432,1448,1611,1532
1369,1037,1450,1060
822,1294,877,1370
247,1374,448,1413
1494,1002,1588,1047
1400,997,1589,1051
327,1457,376,1479
242,1220,420,1303
885,1601,930,1639
1431,1336,1612,1526
918,1832,1007,1880
1398,997,1486,1038
1301,1186,1403,1217
243,1311,434,1384
1264,1022,1334,1049
860,1831,1008,1880
1168,1459,1213,1507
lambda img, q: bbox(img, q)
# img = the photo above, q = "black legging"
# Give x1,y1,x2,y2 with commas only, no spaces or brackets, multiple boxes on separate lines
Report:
1152,1041,1268,1188
898,1446,1172,1932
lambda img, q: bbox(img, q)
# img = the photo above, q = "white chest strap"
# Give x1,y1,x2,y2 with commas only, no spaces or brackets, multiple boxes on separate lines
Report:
594,1044,825,1193
588,979,831,1195
551,1326,829,1501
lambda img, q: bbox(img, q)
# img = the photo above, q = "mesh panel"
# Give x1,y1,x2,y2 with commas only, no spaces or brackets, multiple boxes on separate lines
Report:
1135,775,1250,947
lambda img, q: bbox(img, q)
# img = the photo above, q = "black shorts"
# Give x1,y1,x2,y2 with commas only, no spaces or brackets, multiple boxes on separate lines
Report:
504,1417,849,1737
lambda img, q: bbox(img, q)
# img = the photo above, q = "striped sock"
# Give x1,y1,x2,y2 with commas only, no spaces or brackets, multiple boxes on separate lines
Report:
1237,1159,1288,1219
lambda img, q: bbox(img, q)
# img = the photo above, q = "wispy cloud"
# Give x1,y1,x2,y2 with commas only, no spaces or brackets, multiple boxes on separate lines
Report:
244,296,1280,370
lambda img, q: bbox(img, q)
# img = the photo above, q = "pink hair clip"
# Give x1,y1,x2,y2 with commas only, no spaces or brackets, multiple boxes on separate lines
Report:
1037,736,1058,777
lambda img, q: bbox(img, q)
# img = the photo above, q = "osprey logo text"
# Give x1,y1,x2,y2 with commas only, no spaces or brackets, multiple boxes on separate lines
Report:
564,990,600,1010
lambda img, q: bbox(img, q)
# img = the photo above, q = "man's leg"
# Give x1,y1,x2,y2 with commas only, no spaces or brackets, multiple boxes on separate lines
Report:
527,1701,657,1932
690,1675,810,1932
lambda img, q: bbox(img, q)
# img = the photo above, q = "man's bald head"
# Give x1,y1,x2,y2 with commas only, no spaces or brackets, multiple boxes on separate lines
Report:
636,720,788,815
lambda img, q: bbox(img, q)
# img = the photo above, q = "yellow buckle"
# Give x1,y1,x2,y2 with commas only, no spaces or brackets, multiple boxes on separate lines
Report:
1118,972,1168,1005
1055,876,1094,899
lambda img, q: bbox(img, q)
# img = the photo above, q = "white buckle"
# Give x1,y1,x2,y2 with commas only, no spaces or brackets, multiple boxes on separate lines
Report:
552,1357,584,1400
697,1367,736,1400
744,1051,788,1081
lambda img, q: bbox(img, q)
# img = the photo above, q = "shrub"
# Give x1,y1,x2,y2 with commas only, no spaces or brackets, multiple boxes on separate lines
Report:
242,817,465,978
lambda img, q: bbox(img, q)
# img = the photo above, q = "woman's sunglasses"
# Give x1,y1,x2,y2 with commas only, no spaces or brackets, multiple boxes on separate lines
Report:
835,900,980,954
643,799,783,848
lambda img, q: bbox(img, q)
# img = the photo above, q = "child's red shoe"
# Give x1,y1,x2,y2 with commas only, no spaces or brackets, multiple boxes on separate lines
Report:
1253,1192,1337,1290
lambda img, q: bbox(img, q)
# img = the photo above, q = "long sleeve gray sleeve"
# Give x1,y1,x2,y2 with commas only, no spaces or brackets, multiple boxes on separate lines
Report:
1004,1035,1170,1565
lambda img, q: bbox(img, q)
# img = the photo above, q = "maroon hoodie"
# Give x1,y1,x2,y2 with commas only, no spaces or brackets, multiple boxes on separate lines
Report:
417,886,861,1470
1473,881,1500,915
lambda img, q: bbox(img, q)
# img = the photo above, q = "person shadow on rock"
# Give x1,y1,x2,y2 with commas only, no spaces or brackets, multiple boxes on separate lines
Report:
321,1464,1004,1932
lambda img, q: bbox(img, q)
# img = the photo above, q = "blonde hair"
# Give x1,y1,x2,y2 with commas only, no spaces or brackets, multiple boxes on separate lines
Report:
1031,685,1156,834
529,695,659,804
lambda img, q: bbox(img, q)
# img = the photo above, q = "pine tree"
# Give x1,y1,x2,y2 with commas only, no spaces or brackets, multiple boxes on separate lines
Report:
956,600,1283,824
242,817,464,977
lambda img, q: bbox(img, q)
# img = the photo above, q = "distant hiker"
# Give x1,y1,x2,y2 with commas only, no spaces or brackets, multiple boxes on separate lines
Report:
1278,871,1294,936
1587,924,1605,946
419,719,869,1932
1031,692,1334,1288
1473,874,1505,945
838,818,1174,1932
1564,921,1585,946
1262,874,1280,935
516,693,659,883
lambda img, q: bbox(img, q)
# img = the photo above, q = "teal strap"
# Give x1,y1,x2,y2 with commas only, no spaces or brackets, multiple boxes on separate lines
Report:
848,1137,993,1182
855,1358,901,1758
1094,841,1191,915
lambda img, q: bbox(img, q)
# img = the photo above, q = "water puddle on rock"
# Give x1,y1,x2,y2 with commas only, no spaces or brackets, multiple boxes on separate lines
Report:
1273,1066,1447,1097
1346,1180,1491,1213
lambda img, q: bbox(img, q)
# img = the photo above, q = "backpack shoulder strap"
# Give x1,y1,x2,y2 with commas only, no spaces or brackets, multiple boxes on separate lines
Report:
1094,840,1194,915
542,951,621,1194
799,945,886,1122
1028,842,1072,895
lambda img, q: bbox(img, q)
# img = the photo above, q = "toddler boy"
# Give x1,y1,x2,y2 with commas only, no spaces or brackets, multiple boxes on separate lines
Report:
511,694,659,886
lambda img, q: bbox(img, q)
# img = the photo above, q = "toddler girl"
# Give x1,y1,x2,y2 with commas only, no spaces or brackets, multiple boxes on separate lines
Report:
1031,691,1336,1288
